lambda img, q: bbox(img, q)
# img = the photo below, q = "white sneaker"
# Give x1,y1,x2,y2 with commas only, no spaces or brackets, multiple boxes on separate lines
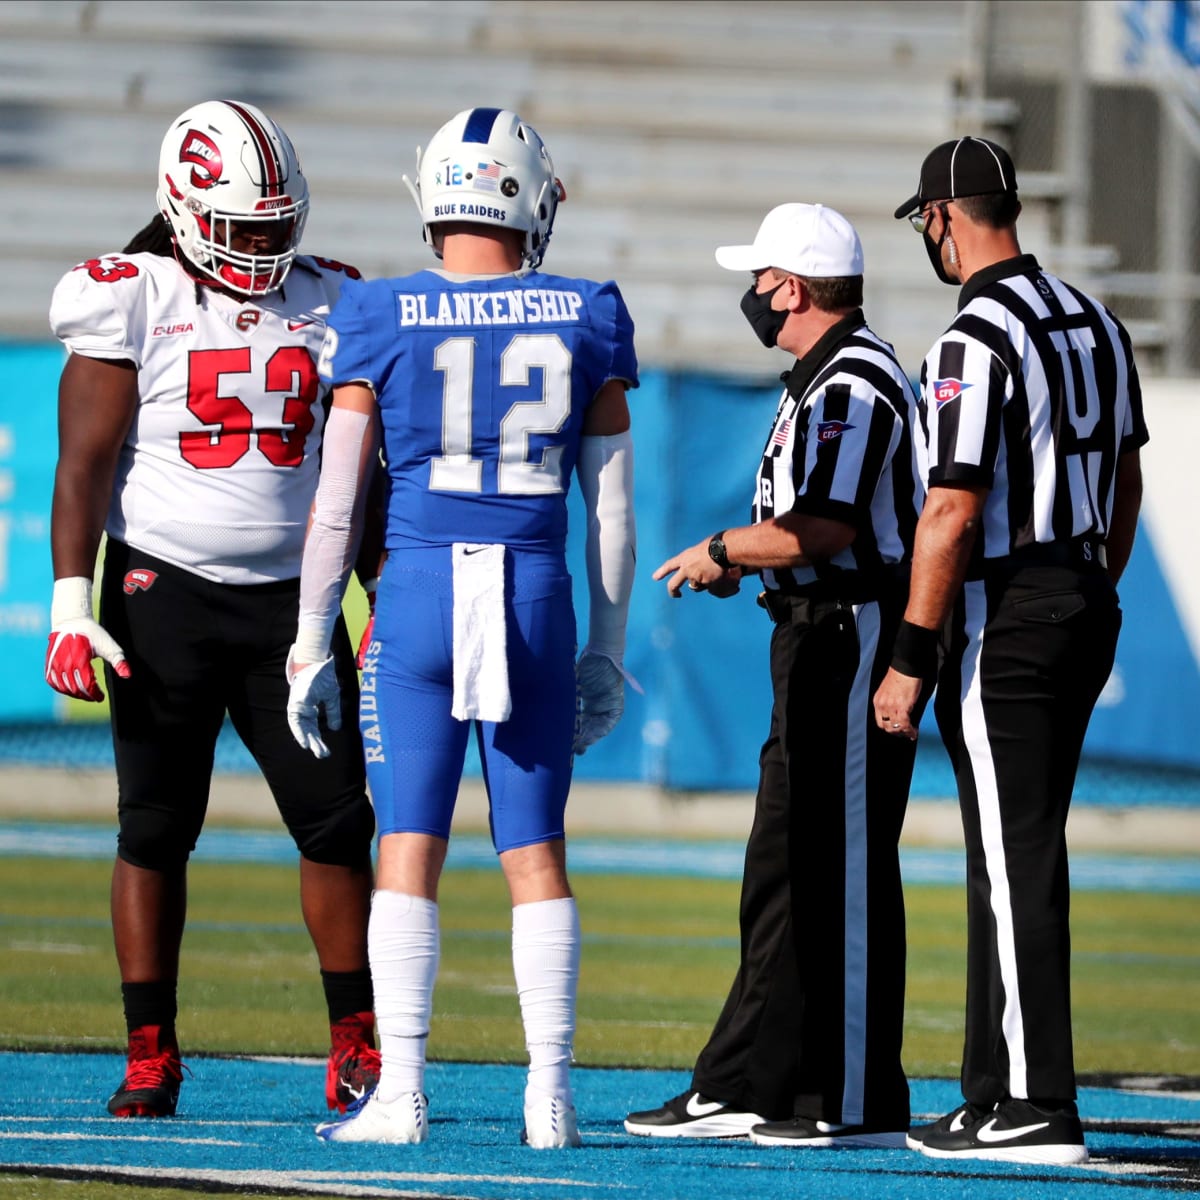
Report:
522,1093,581,1148
315,1091,428,1144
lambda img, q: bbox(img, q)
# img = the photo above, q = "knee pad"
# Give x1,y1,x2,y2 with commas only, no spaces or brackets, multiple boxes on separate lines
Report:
289,791,376,867
117,805,197,871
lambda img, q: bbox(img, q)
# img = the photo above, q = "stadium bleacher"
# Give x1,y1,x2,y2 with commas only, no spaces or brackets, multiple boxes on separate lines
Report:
0,0,1034,372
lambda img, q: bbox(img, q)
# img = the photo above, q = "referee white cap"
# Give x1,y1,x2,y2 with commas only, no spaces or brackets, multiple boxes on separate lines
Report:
715,203,864,277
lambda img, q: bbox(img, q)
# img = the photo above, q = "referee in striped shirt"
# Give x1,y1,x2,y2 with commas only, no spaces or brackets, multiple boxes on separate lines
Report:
878,137,1147,1165
626,203,924,1147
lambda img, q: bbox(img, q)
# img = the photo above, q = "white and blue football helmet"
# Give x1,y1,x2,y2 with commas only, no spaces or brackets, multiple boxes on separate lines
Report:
404,107,564,271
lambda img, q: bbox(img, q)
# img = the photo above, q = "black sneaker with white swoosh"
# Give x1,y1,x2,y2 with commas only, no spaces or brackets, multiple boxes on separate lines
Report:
906,1100,992,1149
624,1090,765,1138
918,1098,1088,1164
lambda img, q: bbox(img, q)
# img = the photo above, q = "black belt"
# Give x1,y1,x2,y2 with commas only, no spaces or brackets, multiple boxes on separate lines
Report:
758,583,870,623
970,536,1108,580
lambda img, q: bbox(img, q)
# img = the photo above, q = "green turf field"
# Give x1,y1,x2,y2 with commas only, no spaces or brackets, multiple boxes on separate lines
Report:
1,857,1196,1077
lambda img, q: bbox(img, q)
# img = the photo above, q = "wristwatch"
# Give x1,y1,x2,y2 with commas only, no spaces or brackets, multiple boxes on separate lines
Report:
708,531,732,570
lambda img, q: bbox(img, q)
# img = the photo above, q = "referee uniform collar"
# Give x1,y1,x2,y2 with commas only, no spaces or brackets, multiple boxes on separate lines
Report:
957,253,1040,311
780,308,866,399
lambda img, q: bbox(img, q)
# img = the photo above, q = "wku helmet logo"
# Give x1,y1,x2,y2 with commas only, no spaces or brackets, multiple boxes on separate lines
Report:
123,569,159,595
816,420,856,443
179,130,224,190
932,378,973,407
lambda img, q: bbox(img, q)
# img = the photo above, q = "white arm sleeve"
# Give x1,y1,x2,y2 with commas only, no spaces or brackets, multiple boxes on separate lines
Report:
576,429,636,660
294,406,377,664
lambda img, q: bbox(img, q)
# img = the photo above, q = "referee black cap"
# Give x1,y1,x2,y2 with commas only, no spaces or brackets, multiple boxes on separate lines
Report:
894,136,1017,219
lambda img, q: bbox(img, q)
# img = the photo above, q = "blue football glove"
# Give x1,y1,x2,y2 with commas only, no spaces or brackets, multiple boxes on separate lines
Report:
286,649,342,759
574,650,625,755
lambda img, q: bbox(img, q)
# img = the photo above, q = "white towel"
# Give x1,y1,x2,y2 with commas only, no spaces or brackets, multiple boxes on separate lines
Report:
450,542,511,723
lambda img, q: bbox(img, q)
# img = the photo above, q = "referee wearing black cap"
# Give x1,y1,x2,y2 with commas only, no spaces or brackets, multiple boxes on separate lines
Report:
876,137,1147,1165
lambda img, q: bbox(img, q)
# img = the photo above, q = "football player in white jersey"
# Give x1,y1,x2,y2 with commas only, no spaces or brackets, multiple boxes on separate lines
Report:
45,100,380,1120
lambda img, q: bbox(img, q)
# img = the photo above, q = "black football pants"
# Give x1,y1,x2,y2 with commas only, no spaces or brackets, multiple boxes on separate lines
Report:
100,541,374,871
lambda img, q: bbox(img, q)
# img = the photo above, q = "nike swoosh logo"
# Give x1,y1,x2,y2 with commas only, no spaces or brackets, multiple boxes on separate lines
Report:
949,1111,970,1132
287,319,315,331
975,1118,1050,1143
685,1095,725,1118
463,546,489,555
340,1077,367,1101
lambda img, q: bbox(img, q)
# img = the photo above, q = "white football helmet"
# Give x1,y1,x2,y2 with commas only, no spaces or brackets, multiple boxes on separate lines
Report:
157,100,309,295
404,107,564,271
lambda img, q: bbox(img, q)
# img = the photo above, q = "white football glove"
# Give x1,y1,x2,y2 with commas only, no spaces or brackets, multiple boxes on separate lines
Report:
574,650,625,755
286,647,342,759
45,577,130,702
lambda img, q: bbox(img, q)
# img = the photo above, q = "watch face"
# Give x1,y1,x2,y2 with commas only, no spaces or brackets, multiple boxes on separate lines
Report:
709,536,729,568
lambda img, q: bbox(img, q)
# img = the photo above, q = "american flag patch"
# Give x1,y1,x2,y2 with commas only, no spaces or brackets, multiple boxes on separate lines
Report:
772,418,792,446
474,162,500,192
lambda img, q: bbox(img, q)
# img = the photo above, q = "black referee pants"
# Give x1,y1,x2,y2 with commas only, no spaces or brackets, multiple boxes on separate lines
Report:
691,594,917,1127
936,563,1121,1106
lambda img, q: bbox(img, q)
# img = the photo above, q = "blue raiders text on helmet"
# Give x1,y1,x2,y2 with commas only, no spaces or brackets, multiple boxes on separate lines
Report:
404,107,564,271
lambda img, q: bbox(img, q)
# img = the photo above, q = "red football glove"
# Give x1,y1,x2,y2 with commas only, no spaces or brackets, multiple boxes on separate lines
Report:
45,577,131,702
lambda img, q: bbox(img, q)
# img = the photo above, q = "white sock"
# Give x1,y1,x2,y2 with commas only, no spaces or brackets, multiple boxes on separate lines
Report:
512,896,580,1105
368,890,439,1102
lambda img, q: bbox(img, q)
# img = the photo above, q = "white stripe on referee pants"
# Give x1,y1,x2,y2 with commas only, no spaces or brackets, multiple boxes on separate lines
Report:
960,579,1029,1099
840,599,879,1124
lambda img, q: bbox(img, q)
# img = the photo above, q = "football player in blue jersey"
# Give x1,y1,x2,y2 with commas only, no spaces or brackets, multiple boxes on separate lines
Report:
286,108,638,1147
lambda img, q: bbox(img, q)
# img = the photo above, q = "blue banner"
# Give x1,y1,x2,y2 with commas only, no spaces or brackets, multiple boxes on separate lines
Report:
0,343,61,722
8,346,1200,782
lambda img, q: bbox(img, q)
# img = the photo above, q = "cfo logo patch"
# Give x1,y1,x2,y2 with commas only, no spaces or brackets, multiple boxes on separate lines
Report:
932,378,973,407
816,420,856,443
123,569,158,595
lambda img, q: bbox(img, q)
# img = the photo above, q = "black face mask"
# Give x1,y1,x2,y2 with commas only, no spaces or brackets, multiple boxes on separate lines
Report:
922,206,957,285
740,279,788,347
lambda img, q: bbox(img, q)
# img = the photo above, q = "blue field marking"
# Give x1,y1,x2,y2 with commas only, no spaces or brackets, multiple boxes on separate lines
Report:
0,1053,1196,1199
2,822,1200,893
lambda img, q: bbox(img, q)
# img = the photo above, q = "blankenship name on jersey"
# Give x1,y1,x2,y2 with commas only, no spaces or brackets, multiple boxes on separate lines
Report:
398,289,584,328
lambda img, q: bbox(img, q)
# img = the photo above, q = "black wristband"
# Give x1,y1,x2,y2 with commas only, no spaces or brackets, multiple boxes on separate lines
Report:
891,619,939,679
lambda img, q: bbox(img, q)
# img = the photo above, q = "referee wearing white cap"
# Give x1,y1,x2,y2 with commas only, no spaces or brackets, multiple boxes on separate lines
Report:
878,137,1147,1164
625,204,924,1147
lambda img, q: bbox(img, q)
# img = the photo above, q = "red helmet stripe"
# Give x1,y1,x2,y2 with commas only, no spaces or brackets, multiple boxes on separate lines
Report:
223,100,283,197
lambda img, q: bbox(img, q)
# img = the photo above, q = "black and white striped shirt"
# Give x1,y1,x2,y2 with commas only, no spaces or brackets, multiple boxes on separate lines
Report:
918,254,1148,559
752,310,923,595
